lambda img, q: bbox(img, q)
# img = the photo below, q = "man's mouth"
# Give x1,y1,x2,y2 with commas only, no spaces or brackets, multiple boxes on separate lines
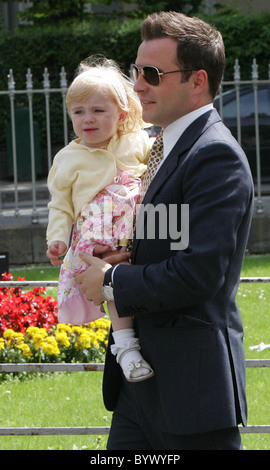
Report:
141,99,155,107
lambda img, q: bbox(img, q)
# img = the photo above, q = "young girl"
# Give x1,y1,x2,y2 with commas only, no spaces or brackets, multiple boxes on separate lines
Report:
46,58,154,382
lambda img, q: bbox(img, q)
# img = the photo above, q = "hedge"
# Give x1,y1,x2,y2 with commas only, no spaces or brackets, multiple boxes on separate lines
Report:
204,12,270,80
0,13,270,170
0,18,142,88
1,13,269,86
0,18,142,163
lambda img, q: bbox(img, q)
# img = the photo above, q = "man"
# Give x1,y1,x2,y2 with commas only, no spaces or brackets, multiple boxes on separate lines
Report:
76,12,254,449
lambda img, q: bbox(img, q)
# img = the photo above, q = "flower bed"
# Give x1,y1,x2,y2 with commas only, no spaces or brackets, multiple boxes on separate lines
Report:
0,272,58,334
0,273,110,364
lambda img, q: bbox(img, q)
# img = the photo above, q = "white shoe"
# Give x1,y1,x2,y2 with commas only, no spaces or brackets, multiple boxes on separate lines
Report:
116,344,154,382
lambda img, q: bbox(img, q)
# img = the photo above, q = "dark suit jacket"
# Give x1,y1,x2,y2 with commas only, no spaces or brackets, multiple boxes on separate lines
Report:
102,109,254,435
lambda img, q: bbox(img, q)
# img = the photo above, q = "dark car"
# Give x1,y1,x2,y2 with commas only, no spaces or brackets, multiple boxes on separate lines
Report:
214,85,270,183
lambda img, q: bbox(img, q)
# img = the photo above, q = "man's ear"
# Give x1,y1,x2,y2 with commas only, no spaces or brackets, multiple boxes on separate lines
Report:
192,69,208,94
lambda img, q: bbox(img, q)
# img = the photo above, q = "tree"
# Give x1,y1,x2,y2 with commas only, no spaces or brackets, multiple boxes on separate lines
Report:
15,0,92,25
101,0,205,17
1,0,206,27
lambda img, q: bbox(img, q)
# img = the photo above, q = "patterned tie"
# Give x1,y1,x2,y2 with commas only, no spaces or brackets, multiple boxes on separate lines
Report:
127,131,164,253
138,130,164,205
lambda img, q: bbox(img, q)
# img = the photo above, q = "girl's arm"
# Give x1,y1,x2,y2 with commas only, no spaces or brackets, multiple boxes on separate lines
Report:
46,154,75,248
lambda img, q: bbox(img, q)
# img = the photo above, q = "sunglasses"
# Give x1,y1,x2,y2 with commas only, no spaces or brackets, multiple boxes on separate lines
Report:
131,64,198,87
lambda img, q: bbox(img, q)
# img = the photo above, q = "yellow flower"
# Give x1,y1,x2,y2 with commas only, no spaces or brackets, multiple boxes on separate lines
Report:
56,323,72,335
55,332,70,348
32,330,48,348
0,318,110,362
26,326,40,337
3,329,16,339
95,331,106,342
13,332,25,345
78,332,92,349
3,329,26,347
71,325,85,335
90,318,111,331
41,343,57,355
17,343,32,358
38,328,48,337
41,337,60,356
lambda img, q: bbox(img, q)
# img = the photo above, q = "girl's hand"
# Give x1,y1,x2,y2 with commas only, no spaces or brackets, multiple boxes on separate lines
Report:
93,245,131,266
46,241,67,266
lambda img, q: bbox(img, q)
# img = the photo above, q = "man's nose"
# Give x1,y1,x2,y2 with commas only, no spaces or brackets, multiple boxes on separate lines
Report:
133,72,148,93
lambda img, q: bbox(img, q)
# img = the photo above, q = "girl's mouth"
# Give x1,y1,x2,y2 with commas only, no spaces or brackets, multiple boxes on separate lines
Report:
84,128,98,133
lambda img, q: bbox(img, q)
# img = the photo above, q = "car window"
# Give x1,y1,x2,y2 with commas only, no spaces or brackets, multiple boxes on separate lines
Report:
222,87,270,119
257,88,270,117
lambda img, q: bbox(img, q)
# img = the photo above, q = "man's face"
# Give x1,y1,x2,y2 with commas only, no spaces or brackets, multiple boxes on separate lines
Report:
134,37,196,128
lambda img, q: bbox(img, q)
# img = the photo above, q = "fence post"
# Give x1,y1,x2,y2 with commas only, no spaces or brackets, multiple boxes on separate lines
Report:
7,69,20,217
251,59,263,214
26,68,39,224
43,67,52,170
234,59,241,145
60,66,68,147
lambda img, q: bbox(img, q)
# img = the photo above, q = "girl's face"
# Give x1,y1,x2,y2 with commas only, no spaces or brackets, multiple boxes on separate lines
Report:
70,89,127,148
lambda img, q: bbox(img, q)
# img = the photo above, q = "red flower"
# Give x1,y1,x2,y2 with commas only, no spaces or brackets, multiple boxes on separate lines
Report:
0,272,58,336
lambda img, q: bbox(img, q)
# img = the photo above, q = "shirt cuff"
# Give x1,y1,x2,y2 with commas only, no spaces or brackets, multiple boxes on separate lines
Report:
111,265,119,284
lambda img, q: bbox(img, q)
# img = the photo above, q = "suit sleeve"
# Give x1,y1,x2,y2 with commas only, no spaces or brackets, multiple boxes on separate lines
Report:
113,139,254,317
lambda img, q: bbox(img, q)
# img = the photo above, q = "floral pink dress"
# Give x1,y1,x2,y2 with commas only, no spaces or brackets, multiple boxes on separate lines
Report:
57,170,140,324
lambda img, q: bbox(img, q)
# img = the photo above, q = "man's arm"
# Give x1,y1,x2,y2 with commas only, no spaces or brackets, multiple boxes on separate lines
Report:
112,141,253,317
76,141,253,315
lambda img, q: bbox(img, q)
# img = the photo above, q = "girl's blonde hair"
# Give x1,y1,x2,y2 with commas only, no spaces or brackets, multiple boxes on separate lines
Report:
66,57,144,136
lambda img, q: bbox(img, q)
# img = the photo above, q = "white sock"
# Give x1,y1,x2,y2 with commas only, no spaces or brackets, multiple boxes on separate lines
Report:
112,328,142,364
111,328,151,378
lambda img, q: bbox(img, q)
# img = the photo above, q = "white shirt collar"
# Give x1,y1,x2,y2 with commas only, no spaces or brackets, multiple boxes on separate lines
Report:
163,103,213,159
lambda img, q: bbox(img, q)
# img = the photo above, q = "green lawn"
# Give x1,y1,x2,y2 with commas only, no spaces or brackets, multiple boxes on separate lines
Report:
0,371,109,450
239,260,270,360
11,264,61,281
237,254,270,450
1,254,269,450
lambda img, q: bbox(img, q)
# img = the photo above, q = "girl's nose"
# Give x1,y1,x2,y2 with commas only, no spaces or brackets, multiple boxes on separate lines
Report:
84,113,95,122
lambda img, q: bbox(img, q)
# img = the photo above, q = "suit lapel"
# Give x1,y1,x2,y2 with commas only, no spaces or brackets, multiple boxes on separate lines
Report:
142,109,220,205
142,144,179,205
132,109,222,258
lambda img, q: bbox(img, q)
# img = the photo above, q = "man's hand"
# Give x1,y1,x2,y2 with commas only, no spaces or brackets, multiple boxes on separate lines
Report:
75,253,112,305
46,241,67,266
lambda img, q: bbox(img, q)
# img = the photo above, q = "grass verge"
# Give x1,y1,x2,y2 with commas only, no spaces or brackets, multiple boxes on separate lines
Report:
1,254,270,450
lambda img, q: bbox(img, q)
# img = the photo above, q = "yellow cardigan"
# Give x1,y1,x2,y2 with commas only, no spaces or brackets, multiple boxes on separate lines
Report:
47,130,151,247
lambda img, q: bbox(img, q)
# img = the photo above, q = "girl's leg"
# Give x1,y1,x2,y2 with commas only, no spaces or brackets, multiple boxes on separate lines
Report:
107,301,154,382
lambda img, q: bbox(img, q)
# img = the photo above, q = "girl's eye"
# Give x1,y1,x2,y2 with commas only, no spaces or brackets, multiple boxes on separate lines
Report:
95,109,104,113
74,110,84,115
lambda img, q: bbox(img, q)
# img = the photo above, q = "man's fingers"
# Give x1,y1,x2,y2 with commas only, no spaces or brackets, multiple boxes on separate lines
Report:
76,253,111,288
79,252,111,269
79,252,95,265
